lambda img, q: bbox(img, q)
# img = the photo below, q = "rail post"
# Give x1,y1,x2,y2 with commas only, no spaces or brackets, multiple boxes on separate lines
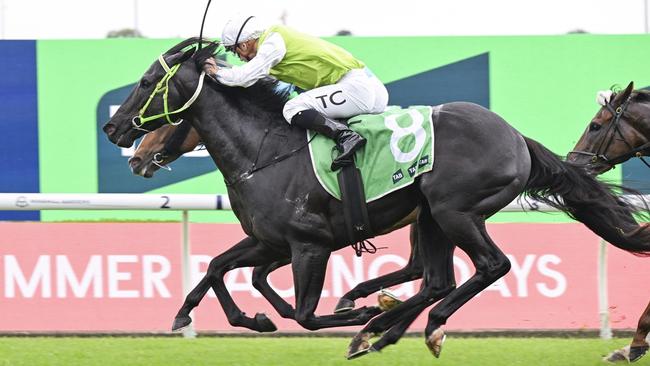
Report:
181,209,197,338
598,239,612,339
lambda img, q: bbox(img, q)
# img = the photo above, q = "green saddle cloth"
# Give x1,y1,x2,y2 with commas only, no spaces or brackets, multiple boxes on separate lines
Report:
308,105,434,202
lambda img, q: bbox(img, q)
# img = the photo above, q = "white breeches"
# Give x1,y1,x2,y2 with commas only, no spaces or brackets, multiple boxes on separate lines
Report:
282,67,389,123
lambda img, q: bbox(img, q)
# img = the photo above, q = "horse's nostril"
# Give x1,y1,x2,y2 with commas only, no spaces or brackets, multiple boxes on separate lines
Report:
103,123,117,136
129,157,142,169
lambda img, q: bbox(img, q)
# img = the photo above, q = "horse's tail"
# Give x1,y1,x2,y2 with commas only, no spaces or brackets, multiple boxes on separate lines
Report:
523,136,650,256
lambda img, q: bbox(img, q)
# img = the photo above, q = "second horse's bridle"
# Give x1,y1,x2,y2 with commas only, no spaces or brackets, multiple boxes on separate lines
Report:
569,96,650,169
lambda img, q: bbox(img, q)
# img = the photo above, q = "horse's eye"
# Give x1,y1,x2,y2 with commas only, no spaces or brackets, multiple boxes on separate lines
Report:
140,79,152,88
589,122,602,132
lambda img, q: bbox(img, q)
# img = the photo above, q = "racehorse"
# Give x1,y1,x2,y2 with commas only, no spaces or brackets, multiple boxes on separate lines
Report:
128,120,425,327
569,81,650,363
132,96,650,362
103,38,650,357
129,123,399,328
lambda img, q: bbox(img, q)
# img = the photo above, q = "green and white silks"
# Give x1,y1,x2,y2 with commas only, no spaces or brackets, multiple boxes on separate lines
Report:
308,106,434,202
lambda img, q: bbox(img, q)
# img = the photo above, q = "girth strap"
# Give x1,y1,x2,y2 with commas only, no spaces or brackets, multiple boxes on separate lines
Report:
337,164,379,256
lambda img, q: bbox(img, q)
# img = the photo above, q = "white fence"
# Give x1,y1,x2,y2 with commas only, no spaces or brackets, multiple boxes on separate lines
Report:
0,193,231,338
0,192,636,339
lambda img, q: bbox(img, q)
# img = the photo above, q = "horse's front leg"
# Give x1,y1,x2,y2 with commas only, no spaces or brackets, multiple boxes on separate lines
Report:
172,236,285,333
289,242,381,331
251,258,295,319
629,302,650,361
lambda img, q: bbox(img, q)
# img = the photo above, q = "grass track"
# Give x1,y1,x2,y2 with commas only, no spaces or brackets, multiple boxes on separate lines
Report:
0,336,648,366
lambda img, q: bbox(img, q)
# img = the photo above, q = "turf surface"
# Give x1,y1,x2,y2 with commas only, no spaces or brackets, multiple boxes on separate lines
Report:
0,336,647,366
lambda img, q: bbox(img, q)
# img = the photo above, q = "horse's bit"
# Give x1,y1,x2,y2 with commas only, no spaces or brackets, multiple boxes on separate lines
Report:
569,96,650,169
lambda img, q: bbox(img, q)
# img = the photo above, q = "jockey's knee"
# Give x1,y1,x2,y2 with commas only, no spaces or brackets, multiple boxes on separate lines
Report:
283,98,307,123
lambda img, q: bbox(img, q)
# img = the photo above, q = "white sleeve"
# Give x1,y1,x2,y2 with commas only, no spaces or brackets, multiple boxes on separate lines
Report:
215,32,286,87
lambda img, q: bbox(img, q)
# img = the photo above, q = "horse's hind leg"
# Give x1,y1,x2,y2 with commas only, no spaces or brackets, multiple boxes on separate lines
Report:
173,236,286,333
347,209,455,358
335,224,423,313
423,210,511,355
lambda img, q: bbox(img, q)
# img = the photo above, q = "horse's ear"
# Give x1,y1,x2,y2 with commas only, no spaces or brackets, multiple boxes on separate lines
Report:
180,47,196,63
164,47,197,67
621,81,634,101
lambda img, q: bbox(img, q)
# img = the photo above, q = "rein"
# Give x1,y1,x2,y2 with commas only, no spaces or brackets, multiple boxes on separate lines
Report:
569,96,650,170
132,54,206,132
226,128,317,187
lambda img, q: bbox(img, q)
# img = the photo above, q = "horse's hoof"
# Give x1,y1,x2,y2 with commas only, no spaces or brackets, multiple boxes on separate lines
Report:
334,298,355,313
172,316,192,332
347,332,372,359
346,346,378,360
630,345,649,362
425,328,446,358
604,346,631,363
254,313,277,333
377,289,402,311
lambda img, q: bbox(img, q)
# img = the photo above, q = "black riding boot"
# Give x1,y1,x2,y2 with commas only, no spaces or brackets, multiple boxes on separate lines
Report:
291,109,366,171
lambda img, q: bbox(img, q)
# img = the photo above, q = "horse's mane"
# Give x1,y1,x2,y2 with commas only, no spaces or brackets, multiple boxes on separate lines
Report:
212,77,290,114
207,55,290,114
633,89,650,104
165,38,290,114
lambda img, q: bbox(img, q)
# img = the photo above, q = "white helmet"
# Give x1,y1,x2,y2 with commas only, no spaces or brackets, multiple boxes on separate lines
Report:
221,15,266,47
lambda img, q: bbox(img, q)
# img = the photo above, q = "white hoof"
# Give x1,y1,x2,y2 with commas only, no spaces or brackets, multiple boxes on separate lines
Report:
426,328,446,358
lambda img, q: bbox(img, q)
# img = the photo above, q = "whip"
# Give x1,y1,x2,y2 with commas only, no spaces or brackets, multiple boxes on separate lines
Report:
198,0,212,50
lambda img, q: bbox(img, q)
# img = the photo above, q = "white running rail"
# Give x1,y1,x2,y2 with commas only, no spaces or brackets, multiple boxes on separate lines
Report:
2,192,645,339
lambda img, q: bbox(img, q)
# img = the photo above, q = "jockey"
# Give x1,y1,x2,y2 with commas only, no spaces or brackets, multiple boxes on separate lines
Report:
202,15,389,170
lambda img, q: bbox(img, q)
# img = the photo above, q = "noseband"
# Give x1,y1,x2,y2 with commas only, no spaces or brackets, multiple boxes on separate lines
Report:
569,96,650,169
131,54,206,132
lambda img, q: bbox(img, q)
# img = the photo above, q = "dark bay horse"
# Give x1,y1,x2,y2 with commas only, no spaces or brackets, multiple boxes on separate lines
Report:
569,81,650,363
103,39,650,357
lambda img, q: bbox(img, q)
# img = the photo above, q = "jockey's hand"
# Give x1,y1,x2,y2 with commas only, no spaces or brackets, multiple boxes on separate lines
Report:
202,58,218,77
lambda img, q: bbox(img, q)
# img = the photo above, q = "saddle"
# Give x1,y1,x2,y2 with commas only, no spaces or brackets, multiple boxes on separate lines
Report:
307,105,435,255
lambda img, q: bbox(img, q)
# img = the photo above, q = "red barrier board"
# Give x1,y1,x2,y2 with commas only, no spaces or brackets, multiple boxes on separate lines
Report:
0,222,646,332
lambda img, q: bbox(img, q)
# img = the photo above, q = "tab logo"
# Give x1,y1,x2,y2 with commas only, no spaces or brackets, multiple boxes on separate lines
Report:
392,169,404,184
418,155,430,168
407,162,418,177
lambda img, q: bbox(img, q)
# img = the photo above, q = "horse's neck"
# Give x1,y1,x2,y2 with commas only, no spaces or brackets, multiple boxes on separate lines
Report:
638,104,650,139
638,104,650,141
190,92,288,183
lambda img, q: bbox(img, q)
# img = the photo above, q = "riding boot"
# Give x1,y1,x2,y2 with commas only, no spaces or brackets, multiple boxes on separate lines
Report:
291,109,366,171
